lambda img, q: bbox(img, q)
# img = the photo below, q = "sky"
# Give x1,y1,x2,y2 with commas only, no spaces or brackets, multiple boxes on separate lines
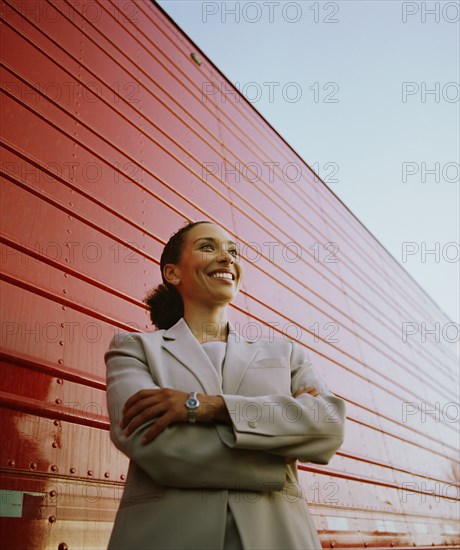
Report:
156,0,460,326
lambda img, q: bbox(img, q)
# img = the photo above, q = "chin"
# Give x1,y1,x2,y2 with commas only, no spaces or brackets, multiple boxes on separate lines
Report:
213,291,236,303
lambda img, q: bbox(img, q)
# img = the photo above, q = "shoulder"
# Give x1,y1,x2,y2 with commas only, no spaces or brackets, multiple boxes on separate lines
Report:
107,329,165,349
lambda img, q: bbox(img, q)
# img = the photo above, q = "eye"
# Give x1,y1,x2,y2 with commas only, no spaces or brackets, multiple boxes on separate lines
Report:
229,248,239,257
200,243,214,251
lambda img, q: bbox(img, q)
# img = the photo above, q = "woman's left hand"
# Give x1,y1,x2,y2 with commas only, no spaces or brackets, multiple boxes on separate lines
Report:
121,388,189,443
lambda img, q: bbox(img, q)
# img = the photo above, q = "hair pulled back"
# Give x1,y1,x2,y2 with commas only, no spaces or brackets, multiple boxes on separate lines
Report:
143,220,213,330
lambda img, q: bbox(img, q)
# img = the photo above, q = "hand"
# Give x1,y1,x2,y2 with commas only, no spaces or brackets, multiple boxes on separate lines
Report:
121,388,189,444
292,385,321,398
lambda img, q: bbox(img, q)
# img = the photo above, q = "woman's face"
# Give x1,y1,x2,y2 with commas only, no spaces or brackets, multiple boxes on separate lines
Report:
165,223,243,307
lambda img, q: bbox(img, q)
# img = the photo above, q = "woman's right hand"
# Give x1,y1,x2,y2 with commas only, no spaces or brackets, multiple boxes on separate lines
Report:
292,385,321,398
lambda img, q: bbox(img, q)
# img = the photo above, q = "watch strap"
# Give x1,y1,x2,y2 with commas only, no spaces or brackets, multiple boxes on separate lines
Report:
186,391,199,424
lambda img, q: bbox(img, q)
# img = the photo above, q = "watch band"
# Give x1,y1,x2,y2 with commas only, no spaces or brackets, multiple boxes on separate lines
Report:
186,391,200,424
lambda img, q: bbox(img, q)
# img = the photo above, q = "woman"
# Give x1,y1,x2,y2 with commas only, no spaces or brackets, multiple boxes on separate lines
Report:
105,220,346,549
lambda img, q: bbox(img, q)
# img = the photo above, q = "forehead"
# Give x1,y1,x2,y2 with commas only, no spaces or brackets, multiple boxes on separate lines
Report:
186,223,236,246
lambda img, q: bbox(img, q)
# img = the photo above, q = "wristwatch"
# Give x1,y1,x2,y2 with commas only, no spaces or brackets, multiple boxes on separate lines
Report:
185,392,200,424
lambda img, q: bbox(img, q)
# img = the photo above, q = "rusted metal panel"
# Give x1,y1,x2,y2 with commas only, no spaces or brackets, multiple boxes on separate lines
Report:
0,0,458,548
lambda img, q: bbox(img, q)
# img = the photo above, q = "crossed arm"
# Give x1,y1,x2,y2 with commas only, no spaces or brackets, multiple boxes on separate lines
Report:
121,383,321,441
105,332,345,490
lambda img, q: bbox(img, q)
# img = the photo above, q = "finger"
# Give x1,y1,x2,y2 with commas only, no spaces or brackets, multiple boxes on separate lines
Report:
292,386,305,398
123,388,178,418
122,395,163,428
122,395,162,428
124,403,166,436
123,388,164,412
123,390,158,411
294,387,319,398
293,386,317,398
123,390,147,412
141,414,173,444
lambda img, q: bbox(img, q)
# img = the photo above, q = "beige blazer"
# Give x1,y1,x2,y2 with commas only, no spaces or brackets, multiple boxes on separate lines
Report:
105,317,346,549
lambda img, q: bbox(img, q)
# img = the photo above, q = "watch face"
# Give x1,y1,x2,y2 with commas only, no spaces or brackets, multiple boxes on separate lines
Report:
188,398,198,408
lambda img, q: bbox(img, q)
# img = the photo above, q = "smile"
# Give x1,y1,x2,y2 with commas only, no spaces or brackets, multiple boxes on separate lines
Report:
208,271,235,281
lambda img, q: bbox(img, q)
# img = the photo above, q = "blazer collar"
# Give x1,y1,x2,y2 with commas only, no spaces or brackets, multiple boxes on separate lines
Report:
161,317,260,394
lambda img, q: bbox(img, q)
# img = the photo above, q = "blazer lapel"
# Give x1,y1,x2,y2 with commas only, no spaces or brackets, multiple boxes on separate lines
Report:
222,321,260,394
161,317,260,396
161,318,222,394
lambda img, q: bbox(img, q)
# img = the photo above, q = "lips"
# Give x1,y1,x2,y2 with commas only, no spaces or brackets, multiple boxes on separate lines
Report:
207,270,235,281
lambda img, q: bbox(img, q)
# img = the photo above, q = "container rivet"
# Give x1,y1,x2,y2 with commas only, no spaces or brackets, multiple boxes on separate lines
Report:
87,469,93,476
55,398,62,405
51,464,58,472
7,459,15,467
57,378,63,384
70,467,76,474
48,515,57,523
104,472,110,478
49,490,57,497
52,442,58,448
58,544,68,550
120,474,125,481
30,462,37,470
190,52,202,66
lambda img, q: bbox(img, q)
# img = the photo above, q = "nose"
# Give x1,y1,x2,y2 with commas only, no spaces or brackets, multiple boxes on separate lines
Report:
218,245,235,263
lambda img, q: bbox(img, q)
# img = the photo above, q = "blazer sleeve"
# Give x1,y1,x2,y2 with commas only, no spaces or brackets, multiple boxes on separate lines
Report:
105,332,286,491
216,341,346,464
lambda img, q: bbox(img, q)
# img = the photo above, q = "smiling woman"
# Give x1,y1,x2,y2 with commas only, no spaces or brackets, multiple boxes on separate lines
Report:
104,220,346,549
143,221,242,332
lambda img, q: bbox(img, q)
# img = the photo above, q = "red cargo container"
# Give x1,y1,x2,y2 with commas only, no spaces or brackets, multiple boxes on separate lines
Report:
1,0,458,548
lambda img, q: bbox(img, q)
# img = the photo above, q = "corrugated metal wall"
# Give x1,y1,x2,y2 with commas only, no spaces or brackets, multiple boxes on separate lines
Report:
1,0,458,548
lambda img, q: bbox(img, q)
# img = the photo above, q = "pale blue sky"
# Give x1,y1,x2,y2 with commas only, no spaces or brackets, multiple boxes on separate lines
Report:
157,0,460,326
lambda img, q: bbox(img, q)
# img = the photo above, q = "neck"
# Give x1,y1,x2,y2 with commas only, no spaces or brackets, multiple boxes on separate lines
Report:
183,304,229,343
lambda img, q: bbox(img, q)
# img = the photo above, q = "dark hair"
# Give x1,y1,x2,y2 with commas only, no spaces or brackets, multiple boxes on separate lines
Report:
143,220,213,329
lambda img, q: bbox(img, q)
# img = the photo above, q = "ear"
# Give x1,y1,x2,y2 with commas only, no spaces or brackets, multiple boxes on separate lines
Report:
163,263,180,286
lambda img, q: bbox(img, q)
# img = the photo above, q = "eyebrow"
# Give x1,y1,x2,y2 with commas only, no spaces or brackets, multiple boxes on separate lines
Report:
194,237,238,247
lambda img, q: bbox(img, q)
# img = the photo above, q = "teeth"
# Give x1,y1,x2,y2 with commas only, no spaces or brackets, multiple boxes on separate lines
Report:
209,272,233,280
